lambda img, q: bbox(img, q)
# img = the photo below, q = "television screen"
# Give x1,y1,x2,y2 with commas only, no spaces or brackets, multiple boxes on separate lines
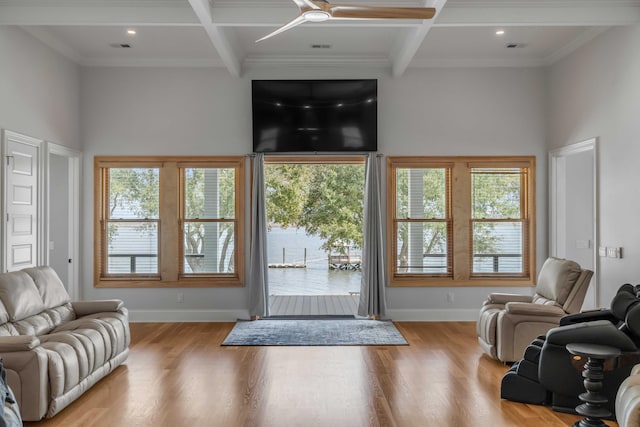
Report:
252,79,377,153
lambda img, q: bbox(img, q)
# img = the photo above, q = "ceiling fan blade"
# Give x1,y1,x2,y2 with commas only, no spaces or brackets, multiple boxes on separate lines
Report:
294,0,322,10
256,15,308,42
328,5,436,20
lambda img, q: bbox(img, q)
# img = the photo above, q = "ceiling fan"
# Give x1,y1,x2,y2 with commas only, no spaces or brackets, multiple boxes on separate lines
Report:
256,0,436,42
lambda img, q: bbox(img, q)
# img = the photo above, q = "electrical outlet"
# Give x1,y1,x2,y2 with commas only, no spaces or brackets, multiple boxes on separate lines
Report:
447,292,454,304
177,292,184,303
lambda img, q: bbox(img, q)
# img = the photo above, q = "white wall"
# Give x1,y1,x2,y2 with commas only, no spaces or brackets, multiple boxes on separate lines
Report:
81,65,547,321
0,27,81,150
548,23,640,306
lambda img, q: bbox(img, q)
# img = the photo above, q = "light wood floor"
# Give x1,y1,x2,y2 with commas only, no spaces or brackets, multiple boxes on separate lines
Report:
269,294,359,316
24,322,615,427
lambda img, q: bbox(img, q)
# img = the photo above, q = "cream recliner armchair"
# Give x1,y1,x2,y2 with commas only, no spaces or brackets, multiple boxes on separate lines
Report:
477,257,593,362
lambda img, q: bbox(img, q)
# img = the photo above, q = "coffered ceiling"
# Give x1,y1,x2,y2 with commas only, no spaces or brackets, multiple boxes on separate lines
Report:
1,0,639,77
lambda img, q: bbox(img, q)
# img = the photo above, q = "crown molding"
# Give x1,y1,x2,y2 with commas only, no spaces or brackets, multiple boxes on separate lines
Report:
544,26,609,65
244,54,390,68
410,56,547,68
80,57,225,68
20,26,83,64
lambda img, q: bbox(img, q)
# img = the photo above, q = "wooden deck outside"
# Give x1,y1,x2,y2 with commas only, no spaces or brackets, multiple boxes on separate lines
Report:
269,294,359,316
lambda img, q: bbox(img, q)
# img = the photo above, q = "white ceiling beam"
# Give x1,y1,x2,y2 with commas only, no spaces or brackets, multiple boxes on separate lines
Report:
391,0,448,78
2,1,637,27
435,4,640,27
188,0,242,77
209,5,424,27
0,2,199,25
206,2,640,27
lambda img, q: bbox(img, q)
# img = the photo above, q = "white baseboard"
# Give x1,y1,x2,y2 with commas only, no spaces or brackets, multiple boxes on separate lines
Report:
129,309,249,323
128,308,478,322
386,308,478,322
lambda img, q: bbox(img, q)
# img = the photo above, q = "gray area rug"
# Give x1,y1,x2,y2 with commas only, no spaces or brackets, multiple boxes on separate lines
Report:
222,319,408,346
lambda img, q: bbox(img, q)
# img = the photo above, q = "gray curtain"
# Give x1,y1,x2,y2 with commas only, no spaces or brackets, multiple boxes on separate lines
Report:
249,153,269,318
358,153,387,318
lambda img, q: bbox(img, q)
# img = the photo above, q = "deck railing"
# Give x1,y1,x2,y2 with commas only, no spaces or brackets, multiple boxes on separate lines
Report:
400,253,522,273
108,253,203,273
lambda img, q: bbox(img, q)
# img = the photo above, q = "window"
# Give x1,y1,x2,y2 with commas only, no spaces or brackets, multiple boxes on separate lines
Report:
388,156,535,287
181,167,236,275
394,166,451,276
94,157,245,288
105,167,160,275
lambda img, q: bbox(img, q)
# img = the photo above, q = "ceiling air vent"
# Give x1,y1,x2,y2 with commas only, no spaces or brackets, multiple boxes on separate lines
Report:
505,43,527,49
311,44,332,49
109,43,132,48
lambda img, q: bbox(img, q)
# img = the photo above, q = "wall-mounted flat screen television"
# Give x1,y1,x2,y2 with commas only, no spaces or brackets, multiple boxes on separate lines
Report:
252,79,377,153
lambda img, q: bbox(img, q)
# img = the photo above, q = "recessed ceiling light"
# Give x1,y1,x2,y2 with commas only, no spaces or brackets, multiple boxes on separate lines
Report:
127,29,137,35
496,30,505,36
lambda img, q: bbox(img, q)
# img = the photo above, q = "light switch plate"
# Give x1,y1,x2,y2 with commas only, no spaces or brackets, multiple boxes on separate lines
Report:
606,247,623,258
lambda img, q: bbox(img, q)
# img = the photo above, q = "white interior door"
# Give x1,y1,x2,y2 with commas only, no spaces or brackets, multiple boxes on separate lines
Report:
549,138,598,309
2,130,43,272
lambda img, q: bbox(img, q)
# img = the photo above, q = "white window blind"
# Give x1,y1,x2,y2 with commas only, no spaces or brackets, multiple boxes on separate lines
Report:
106,168,159,275
182,167,236,275
394,167,451,275
471,167,527,275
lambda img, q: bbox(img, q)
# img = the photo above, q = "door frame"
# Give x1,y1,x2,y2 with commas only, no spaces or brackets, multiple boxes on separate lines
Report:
549,137,598,307
45,142,82,300
263,155,367,316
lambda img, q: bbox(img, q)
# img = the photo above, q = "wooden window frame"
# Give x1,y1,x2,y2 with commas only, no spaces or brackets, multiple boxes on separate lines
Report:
387,156,536,287
94,156,245,288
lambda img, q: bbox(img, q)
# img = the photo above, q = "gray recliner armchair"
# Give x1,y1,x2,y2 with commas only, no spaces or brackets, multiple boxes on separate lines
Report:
477,257,593,362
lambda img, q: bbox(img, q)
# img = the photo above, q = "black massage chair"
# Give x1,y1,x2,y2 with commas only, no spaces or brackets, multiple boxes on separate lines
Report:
501,283,640,416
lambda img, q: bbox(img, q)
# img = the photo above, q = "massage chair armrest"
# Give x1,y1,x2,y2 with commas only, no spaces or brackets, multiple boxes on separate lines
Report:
72,299,125,317
504,302,566,316
486,293,533,305
0,336,40,352
546,320,638,352
559,309,617,326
